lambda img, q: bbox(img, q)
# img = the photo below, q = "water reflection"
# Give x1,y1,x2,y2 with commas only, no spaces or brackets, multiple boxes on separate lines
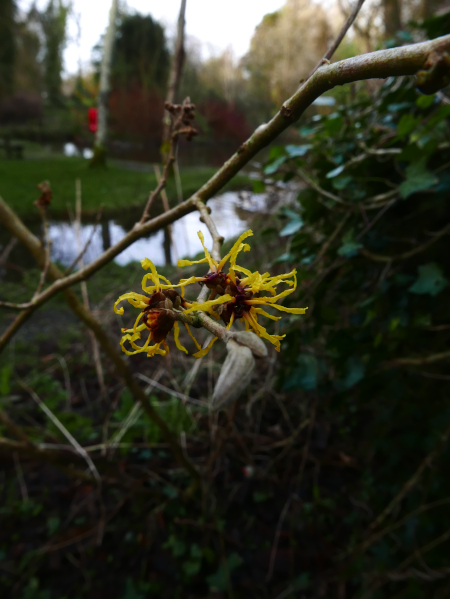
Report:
48,191,267,268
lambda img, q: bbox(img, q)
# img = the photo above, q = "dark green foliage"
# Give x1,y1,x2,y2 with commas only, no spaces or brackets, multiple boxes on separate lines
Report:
111,14,170,93
41,0,69,105
0,0,16,98
264,75,450,596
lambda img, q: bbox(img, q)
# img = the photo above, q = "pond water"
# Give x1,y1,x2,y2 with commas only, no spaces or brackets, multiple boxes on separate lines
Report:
48,191,269,268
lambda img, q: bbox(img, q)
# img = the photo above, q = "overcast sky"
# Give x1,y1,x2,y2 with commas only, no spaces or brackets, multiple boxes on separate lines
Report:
17,0,294,75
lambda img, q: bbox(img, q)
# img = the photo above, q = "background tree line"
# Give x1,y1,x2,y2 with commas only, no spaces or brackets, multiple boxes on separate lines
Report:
1,0,449,153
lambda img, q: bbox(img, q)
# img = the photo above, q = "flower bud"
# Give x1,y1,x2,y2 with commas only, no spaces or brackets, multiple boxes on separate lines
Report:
211,339,255,411
230,331,268,358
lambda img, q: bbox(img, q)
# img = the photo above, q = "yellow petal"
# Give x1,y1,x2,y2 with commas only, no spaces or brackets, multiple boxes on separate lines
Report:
184,294,234,314
133,311,145,333
147,340,168,357
197,230,218,272
178,257,209,267
120,331,151,355
140,258,161,292
226,312,235,330
174,276,204,288
183,322,202,351
252,307,282,321
218,229,253,271
121,323,147,334
244,311,284,352
193,336,218,358
150,339,169,357
114,292,149,314
173,321,188,354
247,285,296,304
141,257,153,270
267,304,308,314
233,264,253,280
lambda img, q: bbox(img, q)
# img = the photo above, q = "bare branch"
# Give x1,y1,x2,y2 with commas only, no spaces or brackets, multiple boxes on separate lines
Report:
361,221,450,262
308,0,367,78
32,207,52,299
368,419,450,533
194,198,224,263
64,205,103,275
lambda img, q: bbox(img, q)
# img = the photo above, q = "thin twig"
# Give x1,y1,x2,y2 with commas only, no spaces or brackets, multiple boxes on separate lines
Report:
298,168,348,205
266,495,294,582
154,163,176,263
368,419,450,533
135,373,209,407
13,452,29,502
308,0,367,78
382,350,450,368
0,236,18,265
194,198,224,262
358,497,450,556
32,207,52,299
0,410,34,446
74,179,107,405
19,380,101,484
361,221,450,262
64,205,103,275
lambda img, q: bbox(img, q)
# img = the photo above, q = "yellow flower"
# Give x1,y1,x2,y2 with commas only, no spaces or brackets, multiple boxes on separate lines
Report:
179,230,308,353
114,258,201,358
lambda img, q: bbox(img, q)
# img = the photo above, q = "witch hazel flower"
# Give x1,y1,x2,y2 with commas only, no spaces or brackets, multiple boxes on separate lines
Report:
181,229,308,353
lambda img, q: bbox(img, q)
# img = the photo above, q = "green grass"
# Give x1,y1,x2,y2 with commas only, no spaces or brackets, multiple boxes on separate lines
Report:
0,156,250,218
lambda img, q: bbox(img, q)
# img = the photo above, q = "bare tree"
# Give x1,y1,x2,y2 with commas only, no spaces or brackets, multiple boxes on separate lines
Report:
160,0,187,265
161,0,187,153
91,0,118,167
383,0,402,37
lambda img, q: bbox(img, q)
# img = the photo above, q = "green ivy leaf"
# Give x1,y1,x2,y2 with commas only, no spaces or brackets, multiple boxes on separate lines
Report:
207,553,243,592
336,357,366,391
292,573,310,590
326,164,345,179
338,241,362,258
332,175,353,190
397,114,421,138
283,354,318,391
271,252,295,265
408,263,448,296
285,144,312,157
252,179,265,194
399,158,437,198
264,156,286,175
280,218,304,236
182,560,201,578
416,94,435,108
325,115,344,134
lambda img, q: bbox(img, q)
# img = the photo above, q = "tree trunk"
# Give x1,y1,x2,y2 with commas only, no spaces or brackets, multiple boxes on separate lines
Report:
160,0,187,265
101,220,111,251
91,0,118,168
383,0,402,38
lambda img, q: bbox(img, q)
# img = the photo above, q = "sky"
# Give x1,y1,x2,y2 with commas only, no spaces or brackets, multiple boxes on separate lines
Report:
17,0,290,75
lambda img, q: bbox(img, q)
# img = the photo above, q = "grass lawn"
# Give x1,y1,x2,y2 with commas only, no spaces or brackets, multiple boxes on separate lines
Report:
0,156,251,219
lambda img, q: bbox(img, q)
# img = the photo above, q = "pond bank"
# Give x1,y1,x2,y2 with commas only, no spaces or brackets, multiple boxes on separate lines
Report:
0,157,251,219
